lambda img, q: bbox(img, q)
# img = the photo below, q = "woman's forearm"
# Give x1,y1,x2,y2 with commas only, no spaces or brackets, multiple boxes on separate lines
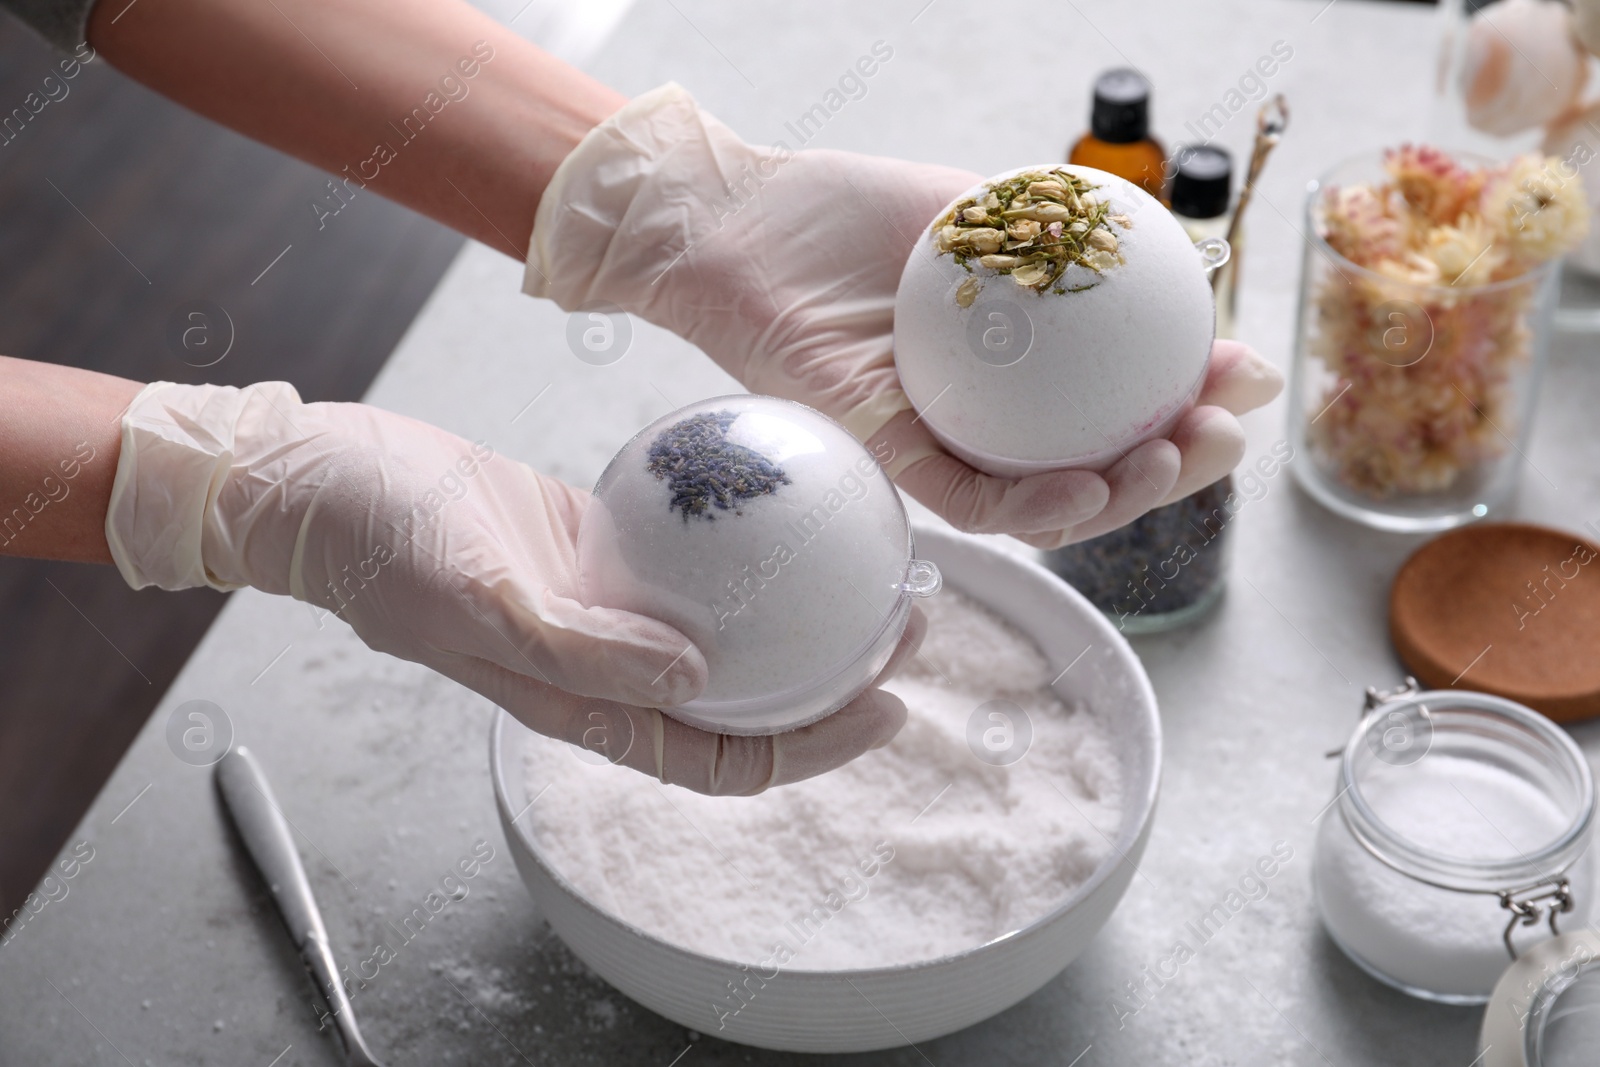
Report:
20,1,624,558
87,0,626,256
0,357,141,563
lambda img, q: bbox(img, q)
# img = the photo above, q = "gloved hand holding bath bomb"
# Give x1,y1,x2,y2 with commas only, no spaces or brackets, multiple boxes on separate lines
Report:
102,380,916,795
525,84,1283,552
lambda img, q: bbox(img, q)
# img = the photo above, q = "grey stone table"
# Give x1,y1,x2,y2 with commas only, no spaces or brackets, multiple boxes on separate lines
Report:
5,1,1599,1064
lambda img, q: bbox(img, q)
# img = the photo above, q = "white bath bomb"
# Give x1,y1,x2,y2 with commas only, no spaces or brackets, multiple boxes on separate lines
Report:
1543,103,1600,275
893,164,1216,478
1460,0,1587,138
577,395,935,736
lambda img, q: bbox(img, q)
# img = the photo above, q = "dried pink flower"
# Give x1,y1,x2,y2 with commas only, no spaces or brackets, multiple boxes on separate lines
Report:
1384,143,1486,227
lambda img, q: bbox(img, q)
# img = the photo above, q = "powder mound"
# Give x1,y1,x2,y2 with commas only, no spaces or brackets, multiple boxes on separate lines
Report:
645,410,792,522
522,588,1125,970
899,587,1054,695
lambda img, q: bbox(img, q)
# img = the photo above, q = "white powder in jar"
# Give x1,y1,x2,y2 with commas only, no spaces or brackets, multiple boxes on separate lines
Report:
521,587,1125,970
1315,754,1595,1000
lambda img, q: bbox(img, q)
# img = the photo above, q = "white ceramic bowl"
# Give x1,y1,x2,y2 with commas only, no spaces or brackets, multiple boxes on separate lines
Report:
490,525,1162,1053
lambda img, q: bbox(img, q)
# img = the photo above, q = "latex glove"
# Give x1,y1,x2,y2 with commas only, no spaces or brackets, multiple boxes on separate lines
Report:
104,381,913,794
525,84,1283,550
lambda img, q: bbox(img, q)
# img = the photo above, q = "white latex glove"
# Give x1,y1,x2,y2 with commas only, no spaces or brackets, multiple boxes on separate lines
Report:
105,381,914,794
525,83,1284,550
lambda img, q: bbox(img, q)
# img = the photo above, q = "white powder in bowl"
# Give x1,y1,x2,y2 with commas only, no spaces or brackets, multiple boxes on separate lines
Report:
521,588,1125,970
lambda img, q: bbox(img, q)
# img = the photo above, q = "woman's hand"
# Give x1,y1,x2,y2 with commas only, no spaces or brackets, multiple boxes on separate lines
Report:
106,381,912,794
526,84,1283,548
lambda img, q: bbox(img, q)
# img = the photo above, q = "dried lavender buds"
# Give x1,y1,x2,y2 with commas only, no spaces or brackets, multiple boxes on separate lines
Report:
935,168,1132,304
646,411,792,522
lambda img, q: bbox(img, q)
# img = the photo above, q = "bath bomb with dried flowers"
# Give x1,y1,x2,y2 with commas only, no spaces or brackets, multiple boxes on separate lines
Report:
1460,0,1587,137
893,165,1217,478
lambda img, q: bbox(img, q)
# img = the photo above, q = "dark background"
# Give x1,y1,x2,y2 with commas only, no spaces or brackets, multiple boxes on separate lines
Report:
0,17,462,919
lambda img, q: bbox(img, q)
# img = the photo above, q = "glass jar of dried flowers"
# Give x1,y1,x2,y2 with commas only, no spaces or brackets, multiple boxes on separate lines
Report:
1288,146,1587,531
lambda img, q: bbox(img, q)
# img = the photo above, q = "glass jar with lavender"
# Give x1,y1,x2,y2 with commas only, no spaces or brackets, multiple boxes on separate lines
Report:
1041,475,1234,634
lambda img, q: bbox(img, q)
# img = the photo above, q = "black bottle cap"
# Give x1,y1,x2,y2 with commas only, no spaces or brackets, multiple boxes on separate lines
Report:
1169,144,1233,219
1090,68,1152,144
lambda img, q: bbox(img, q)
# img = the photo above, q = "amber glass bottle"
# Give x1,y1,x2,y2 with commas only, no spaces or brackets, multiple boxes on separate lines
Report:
1068,68,1167,202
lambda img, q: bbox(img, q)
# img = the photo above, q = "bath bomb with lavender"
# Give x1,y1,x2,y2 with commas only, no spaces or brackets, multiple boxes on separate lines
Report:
577,395,939,736
893,164,1216,479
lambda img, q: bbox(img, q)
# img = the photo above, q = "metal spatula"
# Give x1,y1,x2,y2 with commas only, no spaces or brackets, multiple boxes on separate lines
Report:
216,746,387,1067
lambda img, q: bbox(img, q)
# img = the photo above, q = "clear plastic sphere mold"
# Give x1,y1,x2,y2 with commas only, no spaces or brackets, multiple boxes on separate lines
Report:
577,395,941,735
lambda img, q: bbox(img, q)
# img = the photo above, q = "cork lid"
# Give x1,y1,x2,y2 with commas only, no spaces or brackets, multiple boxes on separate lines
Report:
1389,523,1600,723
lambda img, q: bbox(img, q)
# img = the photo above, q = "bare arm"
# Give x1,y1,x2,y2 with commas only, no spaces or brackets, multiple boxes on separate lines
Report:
0,357,141,562
5,1,623,560
87,0,627,256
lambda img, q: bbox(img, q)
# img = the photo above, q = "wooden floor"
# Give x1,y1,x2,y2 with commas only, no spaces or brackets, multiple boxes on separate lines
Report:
0,20,463,918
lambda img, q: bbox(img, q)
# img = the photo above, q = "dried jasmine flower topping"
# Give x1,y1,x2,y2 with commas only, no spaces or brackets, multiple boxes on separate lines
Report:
646,410,792,522
955,276,981,308
933,168,1131,302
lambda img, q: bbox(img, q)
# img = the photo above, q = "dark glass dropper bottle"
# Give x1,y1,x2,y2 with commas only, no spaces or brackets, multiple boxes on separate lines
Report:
1170,143,1238,339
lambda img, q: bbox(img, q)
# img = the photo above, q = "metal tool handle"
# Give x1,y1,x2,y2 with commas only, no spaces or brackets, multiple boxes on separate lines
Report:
216,747,373,1063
